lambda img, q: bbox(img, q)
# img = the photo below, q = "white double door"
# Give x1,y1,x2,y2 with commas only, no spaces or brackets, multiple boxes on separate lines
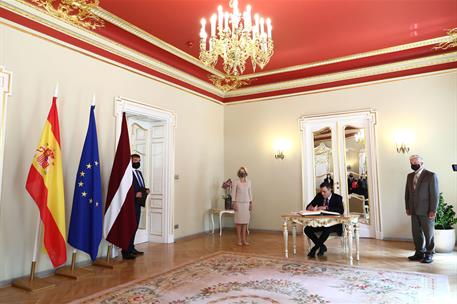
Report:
127,116,167,243
300,111,380,238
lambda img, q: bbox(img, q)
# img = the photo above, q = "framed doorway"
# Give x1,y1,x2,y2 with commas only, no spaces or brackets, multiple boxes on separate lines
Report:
299,110,382,239
114,97,176,244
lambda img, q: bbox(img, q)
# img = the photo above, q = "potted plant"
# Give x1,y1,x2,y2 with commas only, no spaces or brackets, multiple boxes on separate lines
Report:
434,193,457,253
221,179,233,210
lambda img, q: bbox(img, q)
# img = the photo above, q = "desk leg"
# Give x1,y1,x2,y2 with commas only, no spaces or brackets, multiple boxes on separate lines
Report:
303,231,307,255
292,222,297,255
348,223,353,264
210,212,215,234
219,212,223,236
283,219,288,258
355,223,360,261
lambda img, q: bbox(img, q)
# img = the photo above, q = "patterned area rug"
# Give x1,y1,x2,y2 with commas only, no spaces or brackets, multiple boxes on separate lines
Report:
80,252,449,304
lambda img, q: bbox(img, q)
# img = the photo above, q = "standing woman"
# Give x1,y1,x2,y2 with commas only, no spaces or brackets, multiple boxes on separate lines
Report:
231,166,252,246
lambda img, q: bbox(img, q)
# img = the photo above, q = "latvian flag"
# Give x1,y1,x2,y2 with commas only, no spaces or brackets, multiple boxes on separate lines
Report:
103,113,136,249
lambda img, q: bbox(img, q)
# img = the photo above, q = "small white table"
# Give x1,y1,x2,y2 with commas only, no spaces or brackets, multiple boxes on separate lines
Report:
209,208,249,236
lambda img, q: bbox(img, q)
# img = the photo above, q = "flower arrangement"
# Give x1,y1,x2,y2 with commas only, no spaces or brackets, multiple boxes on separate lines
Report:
221,178,232,199
221,178,233,210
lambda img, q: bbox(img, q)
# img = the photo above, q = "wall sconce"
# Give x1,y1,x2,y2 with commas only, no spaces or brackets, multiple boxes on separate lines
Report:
275,150,285,160
394,129,413,154
273,139,291,160
396,143,410,154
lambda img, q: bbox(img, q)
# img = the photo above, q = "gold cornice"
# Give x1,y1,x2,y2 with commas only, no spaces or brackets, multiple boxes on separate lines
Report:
0,19,224,105
0,0,224,97
10,0,453,84
238,36,452,80
89,6,225,78
226,51,457,98
224,69,457,105
2,0,456,103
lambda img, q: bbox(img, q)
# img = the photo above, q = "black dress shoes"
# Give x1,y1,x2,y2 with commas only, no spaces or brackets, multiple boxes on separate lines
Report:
317,245,327,256
408,253,424,261
308,246,318,258
132,248,144,255
122,253,136,260
421,255,433,264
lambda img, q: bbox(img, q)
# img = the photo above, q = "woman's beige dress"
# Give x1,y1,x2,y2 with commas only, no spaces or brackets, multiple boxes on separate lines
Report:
231,179,252,224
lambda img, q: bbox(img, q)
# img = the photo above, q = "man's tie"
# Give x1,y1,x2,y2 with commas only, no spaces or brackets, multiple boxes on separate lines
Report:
135,170,144,188
323,198,329,208
413,173,419,190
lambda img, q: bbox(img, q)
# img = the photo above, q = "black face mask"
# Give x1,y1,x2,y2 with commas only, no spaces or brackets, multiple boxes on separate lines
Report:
132,162,140,169
239,172,246,178
411,164,421,171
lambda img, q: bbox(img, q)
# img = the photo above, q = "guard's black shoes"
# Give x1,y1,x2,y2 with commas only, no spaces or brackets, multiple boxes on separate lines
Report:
408,253,424,261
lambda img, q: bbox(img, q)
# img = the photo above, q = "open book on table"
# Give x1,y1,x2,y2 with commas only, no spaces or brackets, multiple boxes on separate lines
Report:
297,210,341,216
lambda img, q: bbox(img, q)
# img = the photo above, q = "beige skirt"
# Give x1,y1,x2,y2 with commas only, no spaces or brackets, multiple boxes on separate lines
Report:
234,201,250,224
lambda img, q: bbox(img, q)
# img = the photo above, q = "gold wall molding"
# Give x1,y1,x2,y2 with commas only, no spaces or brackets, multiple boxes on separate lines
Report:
225,51,457,98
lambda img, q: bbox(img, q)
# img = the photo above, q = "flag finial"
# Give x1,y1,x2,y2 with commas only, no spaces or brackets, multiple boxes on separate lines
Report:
91,94,96,106
53,83,59,98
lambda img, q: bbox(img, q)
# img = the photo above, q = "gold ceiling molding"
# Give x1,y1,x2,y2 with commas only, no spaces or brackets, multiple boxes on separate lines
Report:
225,69,457,105
237,36,451,80
0,0,224,98
225,51,457,98
208,75,251,92
1,19,224,106
435,28,457,50
34,1,451,83
2,0,456,101
30,0,104,30
89,6,225,78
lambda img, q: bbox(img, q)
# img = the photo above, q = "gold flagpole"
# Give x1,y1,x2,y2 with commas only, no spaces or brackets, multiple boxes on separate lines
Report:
55,249,92,279
93,244,122,269
12,214,55,291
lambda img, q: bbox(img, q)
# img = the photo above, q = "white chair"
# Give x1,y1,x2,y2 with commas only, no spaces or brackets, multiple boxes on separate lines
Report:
348,193,369,223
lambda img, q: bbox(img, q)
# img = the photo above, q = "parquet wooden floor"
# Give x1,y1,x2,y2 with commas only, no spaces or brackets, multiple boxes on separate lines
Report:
0,231,456,303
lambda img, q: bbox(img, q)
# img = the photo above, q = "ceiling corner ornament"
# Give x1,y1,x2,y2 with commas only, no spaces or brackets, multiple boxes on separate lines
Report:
199,0,273,91
209,75,251,92
29,0,105,30
434,28,457,50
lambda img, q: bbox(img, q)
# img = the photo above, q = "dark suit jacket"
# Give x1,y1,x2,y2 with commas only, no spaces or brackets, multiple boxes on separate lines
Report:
405,169,439,216
306,192,344,235
306,192,345,215
133,170,148,207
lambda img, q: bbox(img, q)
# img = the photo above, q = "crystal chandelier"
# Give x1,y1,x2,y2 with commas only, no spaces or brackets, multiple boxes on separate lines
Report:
199,0,274,91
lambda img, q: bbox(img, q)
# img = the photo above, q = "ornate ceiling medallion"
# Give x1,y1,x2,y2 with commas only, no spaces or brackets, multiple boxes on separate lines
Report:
30,0,105,30
435,28,457,50
209,75,251,92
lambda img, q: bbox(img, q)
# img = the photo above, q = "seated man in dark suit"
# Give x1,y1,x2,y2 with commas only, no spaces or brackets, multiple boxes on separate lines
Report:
304,181,344,257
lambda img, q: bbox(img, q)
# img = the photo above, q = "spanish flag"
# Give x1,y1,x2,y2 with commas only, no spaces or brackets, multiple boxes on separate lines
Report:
26,96,67,268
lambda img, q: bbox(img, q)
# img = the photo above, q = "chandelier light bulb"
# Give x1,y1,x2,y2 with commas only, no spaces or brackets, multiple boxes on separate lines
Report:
198,0,274,88
260,17,265,35
210,14,217,36
266,18,272,38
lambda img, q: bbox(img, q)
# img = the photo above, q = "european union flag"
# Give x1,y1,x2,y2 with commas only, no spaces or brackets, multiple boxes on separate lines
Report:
68,105,102,261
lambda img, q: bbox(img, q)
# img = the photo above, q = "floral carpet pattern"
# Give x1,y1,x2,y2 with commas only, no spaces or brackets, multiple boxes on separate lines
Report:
81,252,448,304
